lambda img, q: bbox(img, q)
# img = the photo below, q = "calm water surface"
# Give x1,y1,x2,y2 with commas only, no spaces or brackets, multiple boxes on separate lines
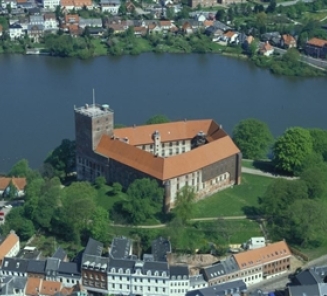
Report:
0,53,326,172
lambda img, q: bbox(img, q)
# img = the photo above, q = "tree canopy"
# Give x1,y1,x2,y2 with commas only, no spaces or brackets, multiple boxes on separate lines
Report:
173,185,196,224
145,115,170,125
273,127,313,173
122,178,164,224
232,118,273,159
44,139,76,179
8,159,30,177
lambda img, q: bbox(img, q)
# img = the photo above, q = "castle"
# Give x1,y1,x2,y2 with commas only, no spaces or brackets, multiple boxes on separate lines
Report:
74,103,242,211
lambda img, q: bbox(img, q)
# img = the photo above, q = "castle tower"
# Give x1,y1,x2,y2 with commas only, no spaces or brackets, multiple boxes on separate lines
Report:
74,103,114,180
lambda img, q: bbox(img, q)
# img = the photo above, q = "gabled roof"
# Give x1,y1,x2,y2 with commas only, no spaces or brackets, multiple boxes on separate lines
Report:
282,34,296,45
26,260,46,274
40,280,62,295
110,236,132,260
294,268,322,285
84,237,103,256
25,277,42,296
233,241,291,270
151,237,171,262
58,261,80,276
307,37,327,47
45,257,60,272
113,119,223,145
1,257,28,272
224,31,236,38
0,232,19,263
0,177,26,191
52,247,67,261
96,132,240,181
169,265,189,278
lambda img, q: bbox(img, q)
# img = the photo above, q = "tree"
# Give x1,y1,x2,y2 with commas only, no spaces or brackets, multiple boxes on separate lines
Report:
273,127,313,174
216,9,226,21
62,182,97,231
123,179,164,224
300,165,327,199
173,185,196,224
287,199,327,247
145,115,170,125
44,139,76,179
266,0,276,13
309,128,327,160
7,181,18,200
88,207,110,243
95,176,106,189
232,118,273,159
112,182,123,195
8,159,30,177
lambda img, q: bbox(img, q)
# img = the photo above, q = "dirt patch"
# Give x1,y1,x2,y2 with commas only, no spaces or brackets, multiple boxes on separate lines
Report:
168,253,219,269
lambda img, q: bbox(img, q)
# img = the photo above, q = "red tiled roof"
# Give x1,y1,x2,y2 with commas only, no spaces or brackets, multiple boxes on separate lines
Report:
233,241,291,270
96,120,240,180
224,31,236,38
25,278,41,296
113,119,223,145
307,37,327,48
0,232,19,263
0,177,26,191
282,34,296,45
40,280,62,295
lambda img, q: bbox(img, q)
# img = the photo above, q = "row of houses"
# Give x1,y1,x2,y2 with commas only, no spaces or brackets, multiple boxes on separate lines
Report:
1,0,122,13
0,228,292,296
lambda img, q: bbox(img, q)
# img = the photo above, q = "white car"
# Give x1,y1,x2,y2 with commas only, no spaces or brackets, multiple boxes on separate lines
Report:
4,205,12,208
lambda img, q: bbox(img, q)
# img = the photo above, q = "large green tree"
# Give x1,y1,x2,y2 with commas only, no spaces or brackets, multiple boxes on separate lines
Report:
273,127,313,173
173,185,196,224
8,159,30,177
309,128,327,160
300,165,327,199
62,182,97,231
123,178,164,224
44,139,76,179
88,207,110,243
145,115,170,125
232,118,273,159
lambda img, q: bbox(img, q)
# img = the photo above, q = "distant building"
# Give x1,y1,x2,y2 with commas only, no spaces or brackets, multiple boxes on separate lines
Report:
280,34,296,49
74,103,241,212
100,0,121,14
244,237,266,250
0,177,26,198
0,231,20,264
305,37,327,59
259,41,274,56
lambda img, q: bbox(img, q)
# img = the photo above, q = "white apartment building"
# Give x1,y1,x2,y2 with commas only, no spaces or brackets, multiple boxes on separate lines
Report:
42,0,60,9
44,13,59,31
9,23,24,40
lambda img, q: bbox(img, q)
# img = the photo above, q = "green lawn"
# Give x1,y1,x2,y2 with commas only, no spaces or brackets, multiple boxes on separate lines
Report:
242,159,256,169
91,39,108,56
95,185,128,210
195,219,263,244
193,173,272,218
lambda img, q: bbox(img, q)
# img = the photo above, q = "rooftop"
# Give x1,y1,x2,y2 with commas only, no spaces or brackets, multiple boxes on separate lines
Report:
186,280,246,296
74,103,113,118
1,257,29,272
0,178,26,191
0,232,19,263
96,123,240,181
233,241,291,270
84,237,103,257
52,247,67,261
151,237,171,262
110,236,132,260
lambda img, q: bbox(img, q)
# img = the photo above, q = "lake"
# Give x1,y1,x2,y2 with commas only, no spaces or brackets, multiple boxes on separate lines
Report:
0,53,326,173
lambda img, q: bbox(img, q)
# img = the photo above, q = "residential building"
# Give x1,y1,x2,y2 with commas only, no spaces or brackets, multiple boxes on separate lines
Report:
44,13,59,31
304,37,327,59
169,265,190,296
74,103,242,212
233,241,291,284
189,275,208,291
0,232,20,264
0,257,28,277
188,0,217,8
223,31,238,43
9,23,24,39
259,41,274,56
280,34,296,49
29,14,44,25
201,256,240,286
287,266,327,296
79,17,102,29
186,280,247,296
1,0,17,9
42,0,60,10
27,24,44,42
58,261,81,287
0,276,27,296
0,177,26,197
52,247,68,262
60,0,93,10
100,0,120,14
26,260,46,278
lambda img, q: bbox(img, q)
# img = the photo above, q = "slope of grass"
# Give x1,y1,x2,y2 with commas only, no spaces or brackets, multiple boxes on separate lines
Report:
193,173,272,218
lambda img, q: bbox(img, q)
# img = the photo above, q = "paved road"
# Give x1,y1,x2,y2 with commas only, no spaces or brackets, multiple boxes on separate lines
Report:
242,167,297,180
